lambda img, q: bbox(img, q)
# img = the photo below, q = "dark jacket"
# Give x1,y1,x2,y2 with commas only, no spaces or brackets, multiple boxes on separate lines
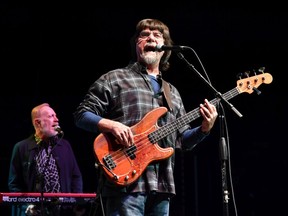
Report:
8,135,83,215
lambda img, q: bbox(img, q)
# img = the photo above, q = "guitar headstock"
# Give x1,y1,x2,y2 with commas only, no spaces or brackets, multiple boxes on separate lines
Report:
236,68,273,94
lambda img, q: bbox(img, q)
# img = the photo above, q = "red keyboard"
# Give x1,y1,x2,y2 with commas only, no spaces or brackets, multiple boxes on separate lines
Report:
0,192,97,205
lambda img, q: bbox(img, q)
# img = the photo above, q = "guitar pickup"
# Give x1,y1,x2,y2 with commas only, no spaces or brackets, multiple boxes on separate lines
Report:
125,145,137,160
103,154,116,170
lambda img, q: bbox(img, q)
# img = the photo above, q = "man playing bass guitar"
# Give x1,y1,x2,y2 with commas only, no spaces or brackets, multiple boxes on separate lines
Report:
73,18,218,216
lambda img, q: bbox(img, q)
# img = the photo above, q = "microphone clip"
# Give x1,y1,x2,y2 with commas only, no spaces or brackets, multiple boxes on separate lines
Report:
54,126,64,136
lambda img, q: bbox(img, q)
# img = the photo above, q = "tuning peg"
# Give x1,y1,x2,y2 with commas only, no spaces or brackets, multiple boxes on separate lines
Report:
258,67,265,73
244,71,250,77
236,73,243,79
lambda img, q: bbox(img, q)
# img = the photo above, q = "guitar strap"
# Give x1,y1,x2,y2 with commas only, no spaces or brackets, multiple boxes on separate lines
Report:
161,79,173,112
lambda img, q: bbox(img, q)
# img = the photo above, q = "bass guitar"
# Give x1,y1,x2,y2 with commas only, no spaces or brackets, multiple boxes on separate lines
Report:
93,72,273,186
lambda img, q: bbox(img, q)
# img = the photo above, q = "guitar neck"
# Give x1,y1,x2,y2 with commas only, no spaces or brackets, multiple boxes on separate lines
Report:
150,87,239,142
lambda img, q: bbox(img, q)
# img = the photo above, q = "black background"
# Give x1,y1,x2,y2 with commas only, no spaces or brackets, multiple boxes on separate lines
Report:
1,4,287,216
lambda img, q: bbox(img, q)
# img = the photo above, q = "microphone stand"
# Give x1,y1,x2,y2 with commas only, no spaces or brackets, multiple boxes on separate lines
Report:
219,114,229,216
176,51,240,216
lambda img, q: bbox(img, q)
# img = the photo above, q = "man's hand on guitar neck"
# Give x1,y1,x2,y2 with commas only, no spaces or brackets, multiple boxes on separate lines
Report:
199,99,218,134
97,118,134,147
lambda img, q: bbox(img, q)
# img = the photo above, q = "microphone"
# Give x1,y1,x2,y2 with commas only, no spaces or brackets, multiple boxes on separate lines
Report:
54,126,64,135
154,44,190,52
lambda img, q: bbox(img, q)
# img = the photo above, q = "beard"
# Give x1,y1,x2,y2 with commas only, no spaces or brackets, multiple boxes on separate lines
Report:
140,53,159,65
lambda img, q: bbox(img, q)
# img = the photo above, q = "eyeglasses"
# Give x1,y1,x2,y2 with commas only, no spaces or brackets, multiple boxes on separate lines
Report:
139,30,163,40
